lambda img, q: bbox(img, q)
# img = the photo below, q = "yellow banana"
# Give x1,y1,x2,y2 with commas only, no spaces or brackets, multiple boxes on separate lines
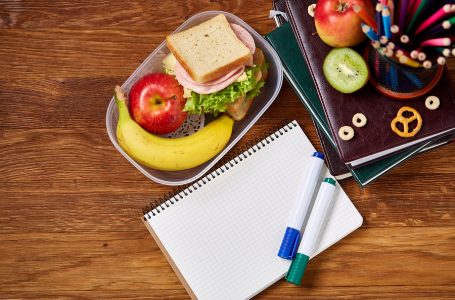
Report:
114,86,234,171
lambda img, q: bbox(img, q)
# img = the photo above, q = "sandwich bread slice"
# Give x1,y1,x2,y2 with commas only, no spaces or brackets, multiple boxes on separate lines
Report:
166,14,253,83
163,14,267,120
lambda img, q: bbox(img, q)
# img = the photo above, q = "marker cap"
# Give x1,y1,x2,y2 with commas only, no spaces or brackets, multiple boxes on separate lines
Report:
323,177,336,186
312,151,325,160
278,227,300,260
285,253,310,285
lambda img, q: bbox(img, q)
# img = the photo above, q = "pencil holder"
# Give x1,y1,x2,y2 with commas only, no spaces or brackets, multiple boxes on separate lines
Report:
365,46,444,100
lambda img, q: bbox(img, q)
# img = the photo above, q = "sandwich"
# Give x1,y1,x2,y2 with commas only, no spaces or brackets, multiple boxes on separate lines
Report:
162,14,268,120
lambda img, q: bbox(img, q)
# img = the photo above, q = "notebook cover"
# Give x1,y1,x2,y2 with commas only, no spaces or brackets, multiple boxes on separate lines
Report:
284,0,455,166
142,121,363,300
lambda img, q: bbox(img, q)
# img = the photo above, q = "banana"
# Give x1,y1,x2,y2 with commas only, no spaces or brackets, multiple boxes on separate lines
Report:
114,86,234,171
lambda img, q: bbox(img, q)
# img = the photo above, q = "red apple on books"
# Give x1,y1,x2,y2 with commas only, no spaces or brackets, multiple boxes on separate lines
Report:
129,73,187,135
314,0,374,47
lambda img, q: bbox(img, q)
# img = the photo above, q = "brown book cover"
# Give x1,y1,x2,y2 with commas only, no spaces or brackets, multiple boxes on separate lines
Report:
313,120,351,179
284,0,455,168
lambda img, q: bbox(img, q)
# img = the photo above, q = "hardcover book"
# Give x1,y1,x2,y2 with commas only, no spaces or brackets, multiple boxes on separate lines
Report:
284,0,455,168
265,21,454,186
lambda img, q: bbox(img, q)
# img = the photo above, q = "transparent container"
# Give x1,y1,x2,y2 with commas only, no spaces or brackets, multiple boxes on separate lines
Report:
106,11,283,186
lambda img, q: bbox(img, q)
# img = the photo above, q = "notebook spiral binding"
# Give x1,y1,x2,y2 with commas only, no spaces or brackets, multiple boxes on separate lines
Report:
142,120,298,220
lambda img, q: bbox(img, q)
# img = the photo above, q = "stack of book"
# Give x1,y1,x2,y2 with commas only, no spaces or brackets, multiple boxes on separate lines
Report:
266,0,455,186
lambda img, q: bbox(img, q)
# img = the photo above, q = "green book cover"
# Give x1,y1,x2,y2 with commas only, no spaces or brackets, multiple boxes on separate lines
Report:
265,23,431,186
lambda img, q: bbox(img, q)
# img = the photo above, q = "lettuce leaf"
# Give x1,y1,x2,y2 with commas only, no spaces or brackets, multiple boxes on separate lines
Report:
184,65,265,115
246,79,265,99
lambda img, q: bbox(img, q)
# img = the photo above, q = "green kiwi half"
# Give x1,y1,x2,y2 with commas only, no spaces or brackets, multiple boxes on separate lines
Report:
323,48,369,94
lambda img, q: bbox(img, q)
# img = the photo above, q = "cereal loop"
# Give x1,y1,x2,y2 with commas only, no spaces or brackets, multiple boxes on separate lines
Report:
338,126,355,141
352,113,367,127
390,106,422,138
308,4,316,17
425,96,440,110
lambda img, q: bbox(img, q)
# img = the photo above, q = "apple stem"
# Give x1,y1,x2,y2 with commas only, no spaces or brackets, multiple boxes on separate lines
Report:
338,1,349,12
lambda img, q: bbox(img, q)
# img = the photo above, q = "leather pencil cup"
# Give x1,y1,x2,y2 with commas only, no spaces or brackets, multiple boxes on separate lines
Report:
365,45,444,100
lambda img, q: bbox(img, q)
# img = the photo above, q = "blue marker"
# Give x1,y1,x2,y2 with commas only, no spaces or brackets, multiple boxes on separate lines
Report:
286,178,337,285
278,152,324,260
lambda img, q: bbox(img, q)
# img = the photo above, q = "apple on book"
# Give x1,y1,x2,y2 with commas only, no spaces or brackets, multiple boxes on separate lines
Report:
314,0,374,47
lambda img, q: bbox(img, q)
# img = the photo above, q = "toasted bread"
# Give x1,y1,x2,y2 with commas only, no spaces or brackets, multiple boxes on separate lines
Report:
166,14,253,83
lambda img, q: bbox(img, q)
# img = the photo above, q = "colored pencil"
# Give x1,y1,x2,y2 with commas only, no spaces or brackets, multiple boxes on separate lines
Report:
406,0,430,34
371,40,381,49
434,47,451,57
376,3,384,36
389,64,399,90
423,60,433,69
437,56,447,65
387,0,395,21
354,5,378,33
403,71,424,88
417,52,426,61
362,0,453,72
391,24,400,34
418,21,451,39
398,0,409,33
415,4,452,35
374,52,380,79
362,23,380,41
382,7,392,39
407,0,420,16
395,50,421,67
420,37,451,47
400,35,410,43
384,47,394,57
399,55,421,67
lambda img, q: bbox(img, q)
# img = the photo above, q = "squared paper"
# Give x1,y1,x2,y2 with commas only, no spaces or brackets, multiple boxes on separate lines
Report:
144,121,363,300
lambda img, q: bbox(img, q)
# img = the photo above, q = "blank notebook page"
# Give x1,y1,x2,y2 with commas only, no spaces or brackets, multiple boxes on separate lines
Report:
143,121,363,300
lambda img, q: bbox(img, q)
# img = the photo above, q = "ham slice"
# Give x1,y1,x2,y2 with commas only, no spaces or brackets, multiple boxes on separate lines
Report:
177,62,244,87
173,24,255,95
175,62,244,94
230,23,256,54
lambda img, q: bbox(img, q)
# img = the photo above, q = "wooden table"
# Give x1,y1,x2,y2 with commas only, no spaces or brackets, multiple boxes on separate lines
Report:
1,1,454,298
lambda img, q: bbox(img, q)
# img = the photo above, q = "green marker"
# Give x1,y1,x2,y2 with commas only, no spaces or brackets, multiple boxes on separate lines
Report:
286,178,336,285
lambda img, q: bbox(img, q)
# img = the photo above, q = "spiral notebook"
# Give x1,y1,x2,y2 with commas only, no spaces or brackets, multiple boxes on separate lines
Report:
142,121,363,300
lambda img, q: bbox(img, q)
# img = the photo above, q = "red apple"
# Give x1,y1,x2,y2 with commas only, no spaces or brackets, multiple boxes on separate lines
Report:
314,0,374,47
129,73,187,134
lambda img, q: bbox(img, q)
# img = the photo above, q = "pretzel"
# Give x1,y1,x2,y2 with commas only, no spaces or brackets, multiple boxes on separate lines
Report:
391,106,422,138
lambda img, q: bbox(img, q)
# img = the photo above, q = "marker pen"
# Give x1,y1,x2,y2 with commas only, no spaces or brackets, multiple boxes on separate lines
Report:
278,152,324,260
286,177,337,285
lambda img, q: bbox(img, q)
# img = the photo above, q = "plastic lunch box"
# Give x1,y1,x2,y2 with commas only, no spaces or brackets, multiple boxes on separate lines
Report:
106,11,283,186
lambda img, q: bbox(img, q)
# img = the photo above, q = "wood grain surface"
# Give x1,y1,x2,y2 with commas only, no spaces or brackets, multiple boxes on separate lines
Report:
1,1,454,299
